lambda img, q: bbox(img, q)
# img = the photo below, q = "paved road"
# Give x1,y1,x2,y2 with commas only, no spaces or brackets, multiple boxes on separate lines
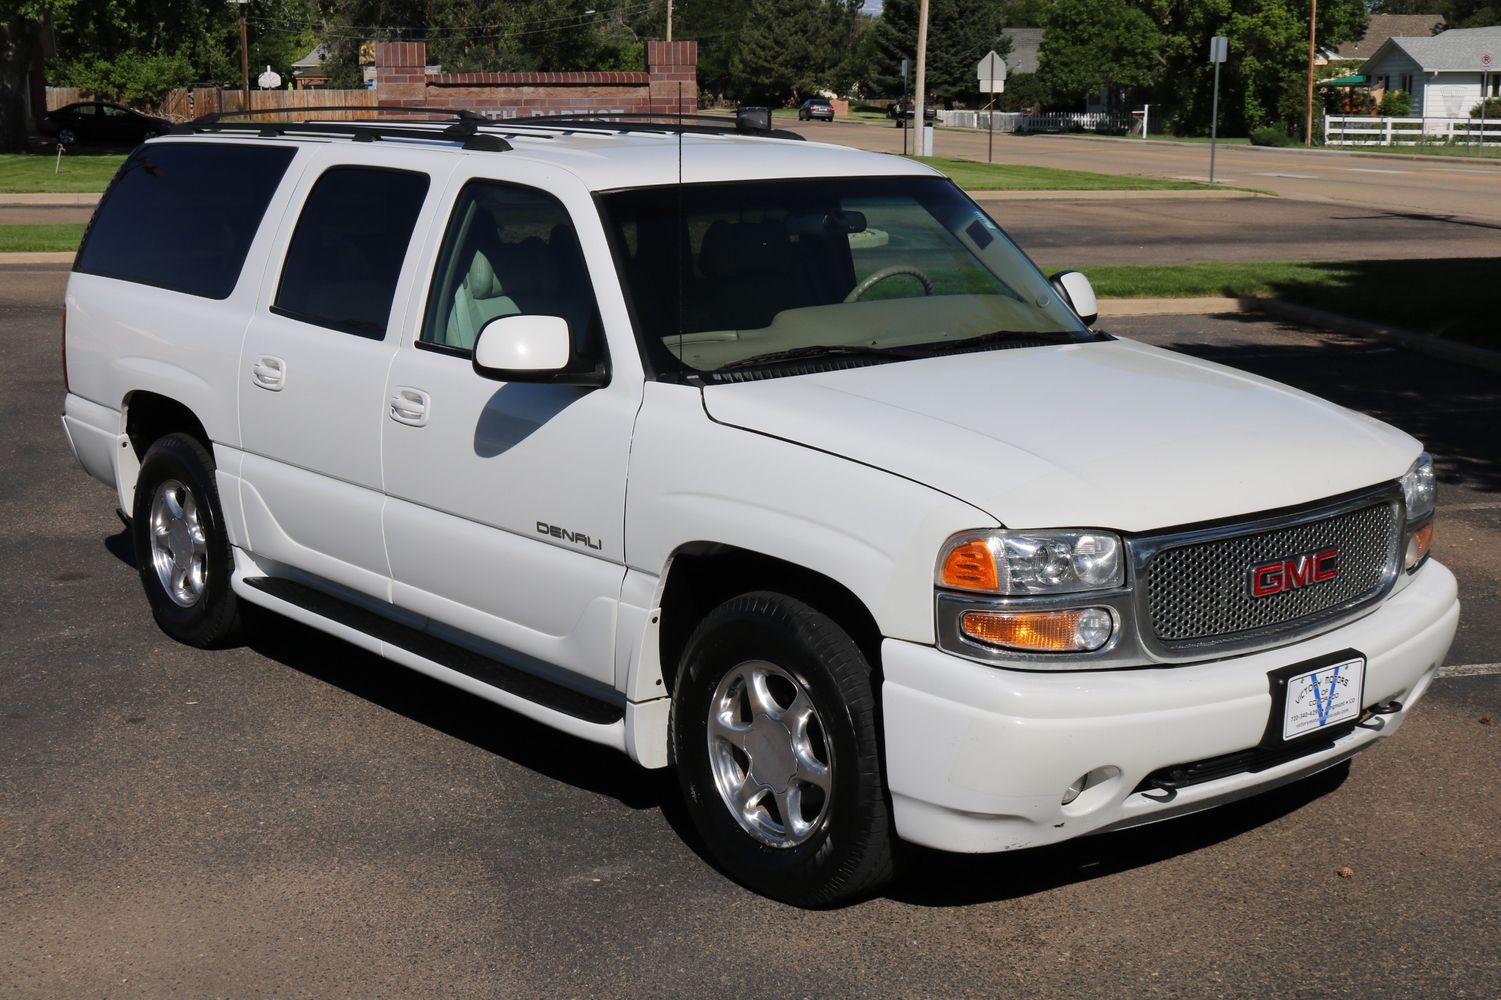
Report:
3,266,1497,997
986,194,1501,267
799,120,1501,223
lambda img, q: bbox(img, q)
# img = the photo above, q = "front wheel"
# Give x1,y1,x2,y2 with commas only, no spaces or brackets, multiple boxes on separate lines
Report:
670,592,895,906
131,433,244,648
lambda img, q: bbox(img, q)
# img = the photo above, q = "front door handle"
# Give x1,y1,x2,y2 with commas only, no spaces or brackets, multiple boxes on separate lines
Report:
251,355,286,391
389,386,430,427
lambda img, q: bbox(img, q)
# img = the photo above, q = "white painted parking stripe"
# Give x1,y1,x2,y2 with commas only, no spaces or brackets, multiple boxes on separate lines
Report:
1345,167,1409,175
1436,662,1501,679
1251,172,1317,179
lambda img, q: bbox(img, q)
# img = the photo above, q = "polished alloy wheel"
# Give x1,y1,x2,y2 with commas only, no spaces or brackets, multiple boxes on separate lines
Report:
707,659,833,848
149,478,208,607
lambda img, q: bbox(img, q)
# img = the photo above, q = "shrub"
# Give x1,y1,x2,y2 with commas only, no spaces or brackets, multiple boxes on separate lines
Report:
1379,90,1412,116
1250,123,1295,147
1472,97,1501,118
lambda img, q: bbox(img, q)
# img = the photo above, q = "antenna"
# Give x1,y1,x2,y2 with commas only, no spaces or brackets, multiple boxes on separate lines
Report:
676,81,686,368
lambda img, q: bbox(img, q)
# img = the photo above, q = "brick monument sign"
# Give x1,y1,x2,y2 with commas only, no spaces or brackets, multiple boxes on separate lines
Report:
375,41,698,119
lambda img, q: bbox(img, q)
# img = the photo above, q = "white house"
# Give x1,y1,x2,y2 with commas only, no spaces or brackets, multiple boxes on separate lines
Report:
1358,24,1501,118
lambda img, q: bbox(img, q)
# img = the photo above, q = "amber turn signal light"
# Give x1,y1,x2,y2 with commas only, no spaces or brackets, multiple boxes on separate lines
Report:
960,607,1113,653
941,539,998,591
1405,521,1434,571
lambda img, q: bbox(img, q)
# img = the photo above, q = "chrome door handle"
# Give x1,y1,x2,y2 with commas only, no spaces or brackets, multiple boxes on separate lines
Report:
251,355,285,391
389,386,430,427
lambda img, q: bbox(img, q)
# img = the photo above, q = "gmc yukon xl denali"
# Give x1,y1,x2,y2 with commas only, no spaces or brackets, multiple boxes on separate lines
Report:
61,112,1460,906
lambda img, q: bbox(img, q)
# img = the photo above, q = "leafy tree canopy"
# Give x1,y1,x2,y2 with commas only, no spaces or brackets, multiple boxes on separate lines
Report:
866,0,1010,105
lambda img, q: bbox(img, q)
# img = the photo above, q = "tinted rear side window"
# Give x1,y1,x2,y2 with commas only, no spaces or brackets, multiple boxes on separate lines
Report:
272,166,430,339
75,142,296,299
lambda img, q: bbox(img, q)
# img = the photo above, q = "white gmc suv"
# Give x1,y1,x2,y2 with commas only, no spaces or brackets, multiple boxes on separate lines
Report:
61,112,1459,906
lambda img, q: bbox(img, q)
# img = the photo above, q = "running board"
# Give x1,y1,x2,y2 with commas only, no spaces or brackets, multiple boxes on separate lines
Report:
235,575,627,739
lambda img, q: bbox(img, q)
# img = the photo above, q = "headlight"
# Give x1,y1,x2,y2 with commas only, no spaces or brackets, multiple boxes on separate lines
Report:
1400,453,1437,571
1401,453,1436,522
938,529,1125,595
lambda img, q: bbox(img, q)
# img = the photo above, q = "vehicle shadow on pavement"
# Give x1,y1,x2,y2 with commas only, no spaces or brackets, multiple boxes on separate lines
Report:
1127,319,1501,495
885,762,1351,907
244,612,679,813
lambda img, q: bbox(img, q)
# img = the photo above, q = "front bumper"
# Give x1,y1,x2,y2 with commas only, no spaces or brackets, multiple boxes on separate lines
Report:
881,560,1459,853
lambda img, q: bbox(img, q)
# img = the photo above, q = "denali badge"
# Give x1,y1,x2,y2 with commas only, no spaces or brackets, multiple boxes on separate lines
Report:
1250,548,1340,598
537,521,604,551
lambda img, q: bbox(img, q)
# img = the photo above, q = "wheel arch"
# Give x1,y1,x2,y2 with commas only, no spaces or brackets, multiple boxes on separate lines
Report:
653,541,885,699
119,391,214,515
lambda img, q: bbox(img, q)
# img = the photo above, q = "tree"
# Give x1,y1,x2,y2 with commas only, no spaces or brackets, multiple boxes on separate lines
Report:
1036,0,1162,110
731,0,836,105
866,0,1009,105
1370,1,1500,28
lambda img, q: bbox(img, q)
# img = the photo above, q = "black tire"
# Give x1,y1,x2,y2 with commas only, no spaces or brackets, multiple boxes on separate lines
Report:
670,591,895,906
131,432,243,648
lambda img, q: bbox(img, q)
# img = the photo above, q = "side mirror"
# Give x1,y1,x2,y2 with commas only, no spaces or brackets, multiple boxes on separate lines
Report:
1049,270,1099,327
472,314,608,386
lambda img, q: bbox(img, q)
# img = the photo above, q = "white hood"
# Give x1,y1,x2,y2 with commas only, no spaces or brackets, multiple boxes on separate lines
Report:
701,338,1420,533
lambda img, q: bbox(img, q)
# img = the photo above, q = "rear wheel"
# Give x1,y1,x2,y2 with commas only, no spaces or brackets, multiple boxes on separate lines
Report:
671,591,895,906
131,433,243,648
57,128,76,146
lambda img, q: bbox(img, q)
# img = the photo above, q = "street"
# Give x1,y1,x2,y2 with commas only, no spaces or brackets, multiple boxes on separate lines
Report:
3,263,1498,997
796,120,1501,223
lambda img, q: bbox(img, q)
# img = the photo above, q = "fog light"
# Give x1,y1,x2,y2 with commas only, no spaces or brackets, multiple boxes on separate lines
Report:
1405,521,1434,571
959,607,1114,653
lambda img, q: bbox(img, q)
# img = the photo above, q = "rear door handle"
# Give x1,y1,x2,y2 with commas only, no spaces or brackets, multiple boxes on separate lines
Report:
389,386,430,427
251,355,286,391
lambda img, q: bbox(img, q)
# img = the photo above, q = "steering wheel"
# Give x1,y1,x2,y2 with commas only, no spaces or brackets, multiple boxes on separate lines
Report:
843,265,935,303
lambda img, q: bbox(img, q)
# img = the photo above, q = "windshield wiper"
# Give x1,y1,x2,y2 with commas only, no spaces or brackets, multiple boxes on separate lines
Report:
715,343,925,372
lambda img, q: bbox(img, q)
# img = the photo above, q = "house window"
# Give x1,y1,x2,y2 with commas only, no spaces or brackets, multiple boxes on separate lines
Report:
1400,74,1413,93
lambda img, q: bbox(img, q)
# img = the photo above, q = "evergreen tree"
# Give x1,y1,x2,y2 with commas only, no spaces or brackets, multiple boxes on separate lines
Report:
866,0,1009,105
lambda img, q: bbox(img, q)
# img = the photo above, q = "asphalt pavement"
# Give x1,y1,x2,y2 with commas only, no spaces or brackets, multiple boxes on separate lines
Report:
797,120,1501,224
2,265,1498,997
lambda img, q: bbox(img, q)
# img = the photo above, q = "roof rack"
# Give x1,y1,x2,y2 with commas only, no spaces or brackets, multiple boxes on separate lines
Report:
169,105,804,149
173,106,513,150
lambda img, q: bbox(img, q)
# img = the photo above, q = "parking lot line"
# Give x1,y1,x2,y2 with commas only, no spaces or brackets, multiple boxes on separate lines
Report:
1436,662,1501,678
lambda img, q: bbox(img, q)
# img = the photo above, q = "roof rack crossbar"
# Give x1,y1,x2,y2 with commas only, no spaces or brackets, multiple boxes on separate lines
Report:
172,118,512,151
185,105,486,127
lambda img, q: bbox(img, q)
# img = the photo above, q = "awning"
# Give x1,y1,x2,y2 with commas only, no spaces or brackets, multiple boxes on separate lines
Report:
1317,74,1367,88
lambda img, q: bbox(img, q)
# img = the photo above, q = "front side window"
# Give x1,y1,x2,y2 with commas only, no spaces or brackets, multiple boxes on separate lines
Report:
598,176,1088,379
420,180,604,368
273,166,430,339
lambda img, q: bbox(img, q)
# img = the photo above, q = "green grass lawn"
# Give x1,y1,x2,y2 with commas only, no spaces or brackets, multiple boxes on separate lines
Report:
916,156,1211,191
0,153,124,193
1055,258,1500,343
0,223,86,253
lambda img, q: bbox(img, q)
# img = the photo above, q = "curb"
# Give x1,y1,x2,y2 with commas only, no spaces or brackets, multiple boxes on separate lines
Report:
0,193,100,206
0,252,75,264
970,189,1261,201
1098,295,1501,373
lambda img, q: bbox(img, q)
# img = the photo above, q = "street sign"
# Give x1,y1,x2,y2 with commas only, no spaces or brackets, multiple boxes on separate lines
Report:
1210,36,1228,64
1483,52,1494,68
901,58,911,84
977,50,1008,94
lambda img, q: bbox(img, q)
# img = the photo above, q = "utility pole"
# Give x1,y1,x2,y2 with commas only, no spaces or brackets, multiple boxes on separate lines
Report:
1305,0,1317,146
666,0,673,42
913,0,930,156
229,0,250,115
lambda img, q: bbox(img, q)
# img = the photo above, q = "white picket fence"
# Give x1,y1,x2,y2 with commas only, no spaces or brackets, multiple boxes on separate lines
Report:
936,110,1025,131
1325,114,1501,147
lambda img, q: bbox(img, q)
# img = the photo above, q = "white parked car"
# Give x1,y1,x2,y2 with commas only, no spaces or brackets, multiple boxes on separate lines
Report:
61,112,1459,906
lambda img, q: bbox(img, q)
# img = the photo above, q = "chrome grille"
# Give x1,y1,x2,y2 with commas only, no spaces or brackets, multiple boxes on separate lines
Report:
1145,501,1400,644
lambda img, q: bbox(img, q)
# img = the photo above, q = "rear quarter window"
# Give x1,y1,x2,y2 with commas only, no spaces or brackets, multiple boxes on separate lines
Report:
75,142,297,300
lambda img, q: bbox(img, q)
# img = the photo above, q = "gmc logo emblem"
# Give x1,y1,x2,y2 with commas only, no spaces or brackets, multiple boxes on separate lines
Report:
1250,548,1341,597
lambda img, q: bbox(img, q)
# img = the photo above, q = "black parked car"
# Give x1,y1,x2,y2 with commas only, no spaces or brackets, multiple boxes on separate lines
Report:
887,98,939,127
798,97,834,122
39,102,174,148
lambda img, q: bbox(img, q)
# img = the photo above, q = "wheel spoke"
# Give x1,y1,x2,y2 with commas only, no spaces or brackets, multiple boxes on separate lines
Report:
735,772,768,814
709,711,752,752
745,666,781,719
163,486,185,521
794,747,831,792
170,562,189,597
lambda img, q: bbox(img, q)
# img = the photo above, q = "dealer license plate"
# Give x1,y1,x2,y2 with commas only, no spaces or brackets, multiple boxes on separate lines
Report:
1282,656,1365,741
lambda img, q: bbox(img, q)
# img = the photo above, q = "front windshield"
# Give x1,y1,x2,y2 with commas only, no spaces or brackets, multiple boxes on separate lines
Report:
597,175,1089,379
